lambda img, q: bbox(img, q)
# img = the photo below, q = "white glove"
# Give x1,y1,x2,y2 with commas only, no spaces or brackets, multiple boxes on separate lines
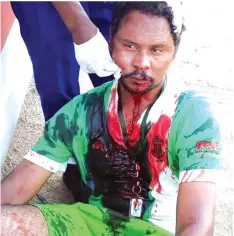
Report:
74,29,121,77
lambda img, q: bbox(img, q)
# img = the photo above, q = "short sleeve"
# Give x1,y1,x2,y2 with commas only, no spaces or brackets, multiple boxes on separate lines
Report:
31,97,80,165
26,83,111,173
173,92,223,184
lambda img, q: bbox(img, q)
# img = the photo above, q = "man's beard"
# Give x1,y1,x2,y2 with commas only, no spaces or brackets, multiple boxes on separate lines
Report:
119,70,163,95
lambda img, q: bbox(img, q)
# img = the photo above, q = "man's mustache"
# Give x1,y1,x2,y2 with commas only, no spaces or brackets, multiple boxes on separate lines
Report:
120,70,153,81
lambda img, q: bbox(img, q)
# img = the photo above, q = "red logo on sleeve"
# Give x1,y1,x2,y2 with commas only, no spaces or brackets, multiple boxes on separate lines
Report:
196,141,221,156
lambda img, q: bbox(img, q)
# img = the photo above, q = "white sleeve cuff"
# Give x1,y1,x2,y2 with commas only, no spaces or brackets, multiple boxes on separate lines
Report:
179,169,222,184
24,150,76,173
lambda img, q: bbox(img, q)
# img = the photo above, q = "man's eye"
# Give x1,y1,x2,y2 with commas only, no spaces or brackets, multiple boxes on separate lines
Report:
124,44,137,49
151,48,163,53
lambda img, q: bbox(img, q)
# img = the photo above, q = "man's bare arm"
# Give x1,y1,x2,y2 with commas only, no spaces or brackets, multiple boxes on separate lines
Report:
176,181,216,236
52,1,97,45
1,159,52,205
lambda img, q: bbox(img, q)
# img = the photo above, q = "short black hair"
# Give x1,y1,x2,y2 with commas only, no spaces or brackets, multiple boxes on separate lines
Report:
111,1,186,46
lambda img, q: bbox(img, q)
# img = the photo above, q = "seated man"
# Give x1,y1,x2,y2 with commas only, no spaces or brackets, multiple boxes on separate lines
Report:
1,2,222,235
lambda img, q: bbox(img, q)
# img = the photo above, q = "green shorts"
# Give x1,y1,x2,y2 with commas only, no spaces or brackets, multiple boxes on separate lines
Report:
34,202,173,236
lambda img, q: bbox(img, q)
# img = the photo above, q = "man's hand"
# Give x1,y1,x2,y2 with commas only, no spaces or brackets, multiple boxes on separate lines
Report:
74,29,120,77
52,1,120,77
176,181,216,236
1,159,52,205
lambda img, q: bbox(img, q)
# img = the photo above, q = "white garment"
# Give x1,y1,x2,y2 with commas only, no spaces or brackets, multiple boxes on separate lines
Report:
0,20,33,166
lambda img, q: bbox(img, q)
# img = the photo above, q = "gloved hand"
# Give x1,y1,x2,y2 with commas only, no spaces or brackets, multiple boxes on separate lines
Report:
74,29,121,78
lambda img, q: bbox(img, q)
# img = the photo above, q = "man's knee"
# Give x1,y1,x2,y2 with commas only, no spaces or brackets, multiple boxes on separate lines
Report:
1,205,48,236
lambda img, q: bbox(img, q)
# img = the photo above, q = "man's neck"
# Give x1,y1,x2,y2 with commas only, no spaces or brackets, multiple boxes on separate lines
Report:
117,82,164,137
118,83,164,112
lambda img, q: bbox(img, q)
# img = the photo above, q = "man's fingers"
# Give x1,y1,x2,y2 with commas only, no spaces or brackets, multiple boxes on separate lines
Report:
79,59,120,77
102,60,120,72
103,65,119,72
95,70,114,77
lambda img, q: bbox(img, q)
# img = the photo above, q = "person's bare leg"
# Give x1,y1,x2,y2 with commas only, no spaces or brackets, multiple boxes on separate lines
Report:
1,205,48,236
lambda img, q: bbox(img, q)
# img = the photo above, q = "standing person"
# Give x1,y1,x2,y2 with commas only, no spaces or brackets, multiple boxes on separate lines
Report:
1,2,222,235
10,1,119,121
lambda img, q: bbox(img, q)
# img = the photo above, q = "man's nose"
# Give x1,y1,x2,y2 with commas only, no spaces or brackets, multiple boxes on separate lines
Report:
133,51,150,71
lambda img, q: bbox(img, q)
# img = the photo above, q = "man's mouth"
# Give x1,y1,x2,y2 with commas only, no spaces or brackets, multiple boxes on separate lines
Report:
130,77,150,86
133,76,146,80
121,71,152,81
120,71,153,88
131,76,149,82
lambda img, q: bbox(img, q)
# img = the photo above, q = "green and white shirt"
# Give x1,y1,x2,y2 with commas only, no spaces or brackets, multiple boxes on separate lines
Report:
25,79,222,233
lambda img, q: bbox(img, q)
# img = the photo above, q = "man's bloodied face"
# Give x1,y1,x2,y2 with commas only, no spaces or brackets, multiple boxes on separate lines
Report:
111,11,177,95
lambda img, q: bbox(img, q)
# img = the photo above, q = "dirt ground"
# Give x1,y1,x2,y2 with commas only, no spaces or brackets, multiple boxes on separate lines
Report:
1,2,234,235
